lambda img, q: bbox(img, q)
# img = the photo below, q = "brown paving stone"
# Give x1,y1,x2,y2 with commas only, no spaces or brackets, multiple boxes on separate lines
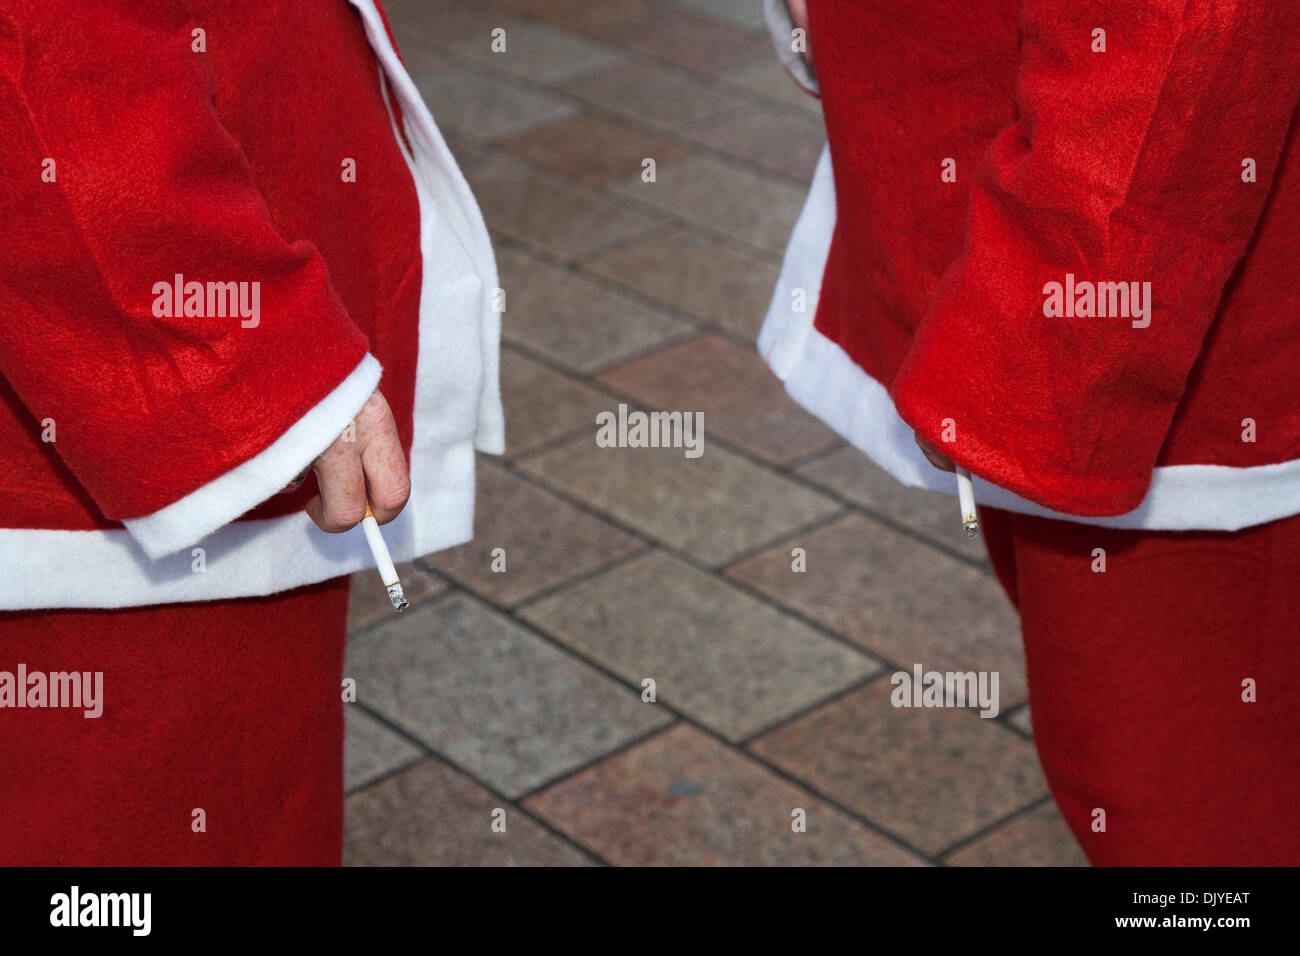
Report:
449,21,627,83
595,333,840,466
499,348,612,458
748,680,1049,856
581,227,779,340
944,802,1089,867
519,551,879,741
496,246,694,372
721,57,824,118
557,61,751,135
796,445,989,561
681,108,824,183
499,114,688,183
516,433,841,566
347,562,446,634
608,153,806,255
347,593,671,797
523,724,925,865
479,171,666,259
502,0,770,72
344,758,594,866
725,513,1027,705
426,458,643,606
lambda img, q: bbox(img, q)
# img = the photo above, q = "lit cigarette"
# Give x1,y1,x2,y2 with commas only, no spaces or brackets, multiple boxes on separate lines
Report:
360,500,408,612
955,466,979,537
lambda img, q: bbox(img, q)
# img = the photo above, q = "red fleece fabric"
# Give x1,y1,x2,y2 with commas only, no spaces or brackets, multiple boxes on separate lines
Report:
0,0,422,529
981,506,1300,865
807,0,1300,516
0,576,350,865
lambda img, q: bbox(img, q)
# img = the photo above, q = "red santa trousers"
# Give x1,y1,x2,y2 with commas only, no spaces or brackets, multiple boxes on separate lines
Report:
980,506,1300,866
0,578,350,866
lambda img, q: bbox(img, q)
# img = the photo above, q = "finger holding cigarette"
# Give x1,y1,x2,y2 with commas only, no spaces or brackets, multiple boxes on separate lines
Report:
304,389,410,533
298,389,412,612
913,428,979,537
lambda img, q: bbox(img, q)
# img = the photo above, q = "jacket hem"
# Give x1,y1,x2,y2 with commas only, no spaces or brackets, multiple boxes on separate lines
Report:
0,438,475,611
760,146,1300,532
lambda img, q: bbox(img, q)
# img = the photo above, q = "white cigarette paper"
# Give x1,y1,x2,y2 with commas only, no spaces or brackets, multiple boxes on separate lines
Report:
360,502,409,611
361,514,398,586
955,466,979,537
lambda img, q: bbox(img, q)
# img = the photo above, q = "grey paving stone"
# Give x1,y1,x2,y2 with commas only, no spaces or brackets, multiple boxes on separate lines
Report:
520,550,879,740
516,432,841,566
415,65,579,139
607,153,807,255
580,227,780,340
346,593,671,797
426,458,643,607
449,21,627,84
496,245,694,372
344,706,424,794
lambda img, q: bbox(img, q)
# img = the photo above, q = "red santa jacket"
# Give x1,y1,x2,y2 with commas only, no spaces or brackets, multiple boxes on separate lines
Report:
0,0,502,609
760,0,1300,531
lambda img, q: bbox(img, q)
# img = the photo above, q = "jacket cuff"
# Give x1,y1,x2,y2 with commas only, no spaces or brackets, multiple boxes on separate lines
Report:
122,354,382,560
891,354,1155,519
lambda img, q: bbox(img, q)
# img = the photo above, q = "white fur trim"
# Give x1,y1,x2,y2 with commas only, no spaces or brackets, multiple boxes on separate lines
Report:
0,443,474,610
759,145,1300,532
122,354,381,560
351,0,504,456
0,1,497,609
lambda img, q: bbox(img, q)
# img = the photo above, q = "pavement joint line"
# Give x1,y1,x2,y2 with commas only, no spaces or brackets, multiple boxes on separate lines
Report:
718,567,1031,718
510,719,684,805
484,597,937,864
420,542,654,611
734,669,889,749
351,554,1033,865
463,133,790,267
496,455,983,685
367,6,1049,865
506,397,993,577
344,700,613,867
494,234,717,336
421,15,820,145
494,324,996,575
424,39,823,184
934,793,1060,863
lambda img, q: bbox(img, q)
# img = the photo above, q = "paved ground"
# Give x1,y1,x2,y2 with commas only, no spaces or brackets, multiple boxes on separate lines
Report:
341,0,1088,866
